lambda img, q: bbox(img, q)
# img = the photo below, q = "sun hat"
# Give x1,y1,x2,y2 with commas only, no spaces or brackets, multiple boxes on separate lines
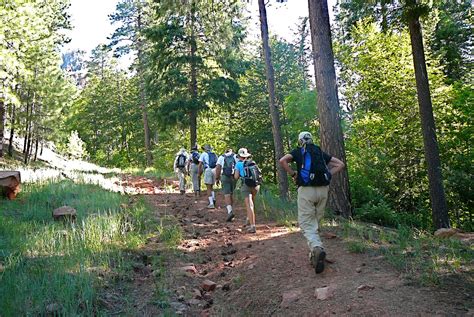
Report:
298,131,313,145
237,148,251,158
203,144,213,151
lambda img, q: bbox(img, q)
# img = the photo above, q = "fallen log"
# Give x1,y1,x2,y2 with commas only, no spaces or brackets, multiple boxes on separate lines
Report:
0,171,21,200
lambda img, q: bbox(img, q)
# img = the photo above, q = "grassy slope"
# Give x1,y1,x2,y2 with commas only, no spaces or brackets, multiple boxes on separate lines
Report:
0,180,161,315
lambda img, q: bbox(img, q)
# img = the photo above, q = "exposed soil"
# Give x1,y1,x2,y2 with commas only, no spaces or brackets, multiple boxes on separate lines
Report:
125,176,472,316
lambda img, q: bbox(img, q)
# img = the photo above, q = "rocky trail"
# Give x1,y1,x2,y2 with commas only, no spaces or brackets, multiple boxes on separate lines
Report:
125,176,471,316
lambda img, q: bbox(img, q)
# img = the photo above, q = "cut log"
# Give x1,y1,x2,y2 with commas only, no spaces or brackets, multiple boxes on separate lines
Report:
0,171,21,200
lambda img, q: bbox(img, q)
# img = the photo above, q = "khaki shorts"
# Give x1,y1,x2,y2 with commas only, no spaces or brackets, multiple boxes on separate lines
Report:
221,175,236,195
241,183,260,197
204,168,216,185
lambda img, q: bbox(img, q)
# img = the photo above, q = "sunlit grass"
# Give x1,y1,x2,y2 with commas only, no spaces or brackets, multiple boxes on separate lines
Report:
0,180,159,315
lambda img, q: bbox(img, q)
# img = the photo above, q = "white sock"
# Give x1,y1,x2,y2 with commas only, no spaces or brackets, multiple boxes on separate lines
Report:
226,205,233,214
211,191,215,199
208,197,214,205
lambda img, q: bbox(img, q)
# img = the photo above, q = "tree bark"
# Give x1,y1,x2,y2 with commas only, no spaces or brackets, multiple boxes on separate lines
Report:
407,2,450,229
258,0,289,200
308,0,352,217
0,91,4,158
189,3,198,149
137,3,153,166
8,101,16,157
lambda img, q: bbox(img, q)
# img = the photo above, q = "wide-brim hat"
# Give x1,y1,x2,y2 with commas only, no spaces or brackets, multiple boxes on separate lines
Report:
203,144,213,151
237,148,251,158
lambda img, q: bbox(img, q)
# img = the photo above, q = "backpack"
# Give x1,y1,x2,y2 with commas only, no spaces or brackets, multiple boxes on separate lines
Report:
176,154,187,168
222,155,235,177
191,151,200,164
298,144,331,186
208,152,217,169
243,160,263,187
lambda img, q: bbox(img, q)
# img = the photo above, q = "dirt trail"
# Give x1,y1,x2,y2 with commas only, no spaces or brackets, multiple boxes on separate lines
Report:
134,178,470,316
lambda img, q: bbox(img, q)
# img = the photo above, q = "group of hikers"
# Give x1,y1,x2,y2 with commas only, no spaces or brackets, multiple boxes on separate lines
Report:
173,131,345,274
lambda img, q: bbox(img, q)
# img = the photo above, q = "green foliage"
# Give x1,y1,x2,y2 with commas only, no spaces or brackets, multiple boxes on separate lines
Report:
66,130,88,159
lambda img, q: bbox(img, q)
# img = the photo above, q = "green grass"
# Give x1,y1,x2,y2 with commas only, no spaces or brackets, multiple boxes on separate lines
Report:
339,219,473,287
0,180,165,315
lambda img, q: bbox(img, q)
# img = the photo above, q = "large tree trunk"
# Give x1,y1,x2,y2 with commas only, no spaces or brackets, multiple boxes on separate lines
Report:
137,5,153,166
258,0,289,200
308,0,352,217
407,1,450,229
188,3,198,149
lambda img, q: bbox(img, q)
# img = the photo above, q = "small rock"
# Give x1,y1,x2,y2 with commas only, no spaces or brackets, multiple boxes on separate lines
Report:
201,280,217,292
280,289,303,308
356,267,362,273
211,220,219,224
247,244,252,248
325,258,336,264
180,265,198,274
188,298,201,306
52,206,77,220
193,288,202,299
315,286,333,300
248,263,255,270
357,284,375,292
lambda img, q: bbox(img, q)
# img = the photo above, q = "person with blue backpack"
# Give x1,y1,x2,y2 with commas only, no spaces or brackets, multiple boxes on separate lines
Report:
215,148,238,222
174,148,189,195
198,144,218,209
234,148,262,234
279,132,345,274
187,145,201,198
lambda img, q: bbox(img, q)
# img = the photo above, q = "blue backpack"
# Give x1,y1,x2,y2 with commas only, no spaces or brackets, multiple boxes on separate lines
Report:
208,152,217,169
298,144,331,186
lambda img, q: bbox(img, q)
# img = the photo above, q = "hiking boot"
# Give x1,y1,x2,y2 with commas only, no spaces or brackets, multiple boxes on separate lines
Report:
226,211,235,222
310,247,326,274
246,226,256,234
207,203,215,209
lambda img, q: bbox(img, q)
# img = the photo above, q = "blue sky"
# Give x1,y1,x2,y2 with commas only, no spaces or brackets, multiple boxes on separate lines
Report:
63,0,337,55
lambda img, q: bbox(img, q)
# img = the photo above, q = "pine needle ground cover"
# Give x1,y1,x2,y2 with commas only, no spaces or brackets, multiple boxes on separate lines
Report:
0,180,162,315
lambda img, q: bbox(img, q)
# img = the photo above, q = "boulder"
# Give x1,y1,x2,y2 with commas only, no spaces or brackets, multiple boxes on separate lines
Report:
0,171,21,200
52,206,77,221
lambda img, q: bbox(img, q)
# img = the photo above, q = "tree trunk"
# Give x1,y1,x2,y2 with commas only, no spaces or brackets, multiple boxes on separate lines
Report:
0,91,4,158
8,102,15,157
258,0,290,200
189,4,198,149
407,3,450,229
137,4,153,166
308,0,352,217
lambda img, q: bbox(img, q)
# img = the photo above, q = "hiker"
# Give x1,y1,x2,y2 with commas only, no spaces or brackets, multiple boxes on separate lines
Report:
234,148,262,233
198,144,218,209
215,148,238,222
188,145,201,198
174,148,189,195
279,131,345,274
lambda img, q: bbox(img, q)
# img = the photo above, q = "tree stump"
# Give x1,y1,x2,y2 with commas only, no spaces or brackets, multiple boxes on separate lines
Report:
0,171,21,200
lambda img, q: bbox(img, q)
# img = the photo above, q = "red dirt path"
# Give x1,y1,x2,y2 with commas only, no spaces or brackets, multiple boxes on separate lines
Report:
125,175,472,316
